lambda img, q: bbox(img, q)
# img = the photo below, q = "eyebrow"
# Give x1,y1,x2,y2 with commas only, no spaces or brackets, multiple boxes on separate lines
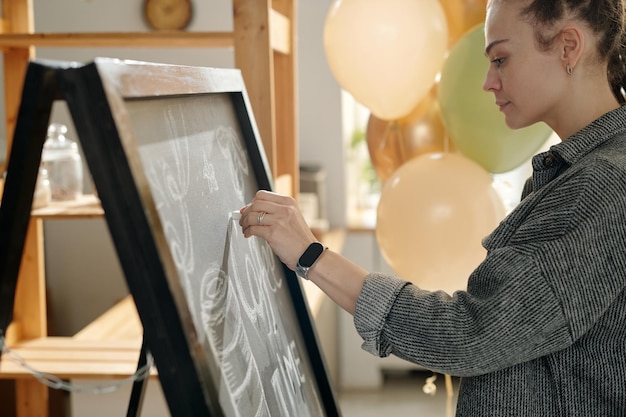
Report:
484,39,509,56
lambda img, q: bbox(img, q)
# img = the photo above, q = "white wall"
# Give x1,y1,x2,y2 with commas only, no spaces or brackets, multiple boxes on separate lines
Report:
297,1,347,226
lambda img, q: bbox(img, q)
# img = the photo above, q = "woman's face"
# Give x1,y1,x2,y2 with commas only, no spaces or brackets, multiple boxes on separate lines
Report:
483,1,567,130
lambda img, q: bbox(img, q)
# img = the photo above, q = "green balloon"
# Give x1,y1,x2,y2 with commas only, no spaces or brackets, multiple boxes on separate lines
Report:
438,24,553,173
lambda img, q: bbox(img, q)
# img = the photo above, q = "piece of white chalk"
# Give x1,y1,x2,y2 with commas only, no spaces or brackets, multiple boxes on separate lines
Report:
231,211,242,221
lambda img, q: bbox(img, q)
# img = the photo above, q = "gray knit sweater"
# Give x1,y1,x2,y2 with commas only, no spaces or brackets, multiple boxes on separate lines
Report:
354,105,626,416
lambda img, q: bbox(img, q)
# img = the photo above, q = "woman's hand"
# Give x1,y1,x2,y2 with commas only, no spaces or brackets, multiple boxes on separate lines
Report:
240,190,369,314
239,190,318,271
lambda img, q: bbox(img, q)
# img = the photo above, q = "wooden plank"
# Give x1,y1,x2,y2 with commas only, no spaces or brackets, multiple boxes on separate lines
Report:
0,337,155,379
0,18,11,33
0,32,235,49
272,0,298,197
7,347,141,362
13,219,47,341
3,4,48,415
16,337,142,349
2,0,33,165
234,0,298,197
2,48,30,170
15,380,48,417
271,0,290,15
30,194,104,219
1,358,154,379
273,173,292,196
2,0,34,33
8,347,140,362
234,0,276,179
269,9,290,54
2,363,155,380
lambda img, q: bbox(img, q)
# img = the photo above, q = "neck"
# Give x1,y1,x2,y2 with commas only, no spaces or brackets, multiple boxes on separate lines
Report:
548,78,619,140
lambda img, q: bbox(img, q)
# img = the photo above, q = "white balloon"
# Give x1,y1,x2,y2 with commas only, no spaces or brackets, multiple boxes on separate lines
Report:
324,0,448,120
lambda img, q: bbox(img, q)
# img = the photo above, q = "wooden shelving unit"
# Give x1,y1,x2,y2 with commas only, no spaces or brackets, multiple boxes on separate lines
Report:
0,1,299,416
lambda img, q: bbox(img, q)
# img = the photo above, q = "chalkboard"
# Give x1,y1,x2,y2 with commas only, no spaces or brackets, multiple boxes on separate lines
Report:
0,59,341,417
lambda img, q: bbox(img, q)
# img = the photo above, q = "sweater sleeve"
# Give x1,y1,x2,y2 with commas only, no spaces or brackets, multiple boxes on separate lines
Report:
353,254,571,377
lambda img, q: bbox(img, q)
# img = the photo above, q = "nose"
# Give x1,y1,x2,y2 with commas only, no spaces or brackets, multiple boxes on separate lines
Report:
482,65,500,92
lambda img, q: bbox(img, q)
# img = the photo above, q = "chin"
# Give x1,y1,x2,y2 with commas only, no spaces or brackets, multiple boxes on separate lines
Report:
504,117,535,131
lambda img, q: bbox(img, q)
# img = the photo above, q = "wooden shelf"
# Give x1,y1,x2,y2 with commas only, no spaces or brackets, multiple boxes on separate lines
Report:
31,194,103,219
0,337,153,380
0,32,235,49
0,7,290,53
0,296,148,380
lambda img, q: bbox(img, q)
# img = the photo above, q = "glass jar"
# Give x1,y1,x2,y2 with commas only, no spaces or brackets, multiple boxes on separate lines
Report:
32,167,51,208
41,123,83,201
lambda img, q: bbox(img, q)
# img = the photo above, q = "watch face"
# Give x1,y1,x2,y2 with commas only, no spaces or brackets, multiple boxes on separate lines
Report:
299,242,325,267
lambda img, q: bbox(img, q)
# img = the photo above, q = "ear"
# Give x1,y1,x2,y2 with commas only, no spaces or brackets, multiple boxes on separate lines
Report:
560,26,584,69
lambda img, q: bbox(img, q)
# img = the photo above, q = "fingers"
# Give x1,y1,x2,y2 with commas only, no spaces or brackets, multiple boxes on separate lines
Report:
236,191,317,269
237,190,309,235
238,207,274,238
254,190,297,207
238,191,293,230
239,205,273,230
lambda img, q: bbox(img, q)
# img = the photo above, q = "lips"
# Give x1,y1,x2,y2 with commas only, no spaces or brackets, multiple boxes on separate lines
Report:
495,100,510,111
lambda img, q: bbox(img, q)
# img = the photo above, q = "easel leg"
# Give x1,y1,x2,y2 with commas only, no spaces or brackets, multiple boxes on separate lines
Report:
445,374,454,417
126,337,149,417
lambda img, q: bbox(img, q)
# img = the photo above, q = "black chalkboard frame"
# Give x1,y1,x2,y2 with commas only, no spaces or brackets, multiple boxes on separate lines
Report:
0,58,341,416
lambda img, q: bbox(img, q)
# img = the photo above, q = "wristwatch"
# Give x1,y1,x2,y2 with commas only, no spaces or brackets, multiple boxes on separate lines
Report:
295,242,327,279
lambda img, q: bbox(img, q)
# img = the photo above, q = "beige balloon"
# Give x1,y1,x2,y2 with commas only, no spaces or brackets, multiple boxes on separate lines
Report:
376,153,506,295
439,0,487,47
323,0,448,120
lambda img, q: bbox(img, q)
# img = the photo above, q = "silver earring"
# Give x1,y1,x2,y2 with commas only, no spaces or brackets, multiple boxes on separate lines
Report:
566,64,573,75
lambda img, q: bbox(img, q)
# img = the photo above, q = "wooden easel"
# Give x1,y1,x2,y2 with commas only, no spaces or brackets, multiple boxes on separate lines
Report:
0,2,299,416
1,58,340,417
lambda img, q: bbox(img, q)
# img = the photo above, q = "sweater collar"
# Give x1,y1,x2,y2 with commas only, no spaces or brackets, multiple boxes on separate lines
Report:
549,104,626,166
529,105,626,191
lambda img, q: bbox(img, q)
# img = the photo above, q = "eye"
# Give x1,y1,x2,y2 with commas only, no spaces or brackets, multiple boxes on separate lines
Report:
491,57,505,68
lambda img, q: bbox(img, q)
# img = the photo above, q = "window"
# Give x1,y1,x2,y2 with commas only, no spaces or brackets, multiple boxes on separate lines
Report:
343,91,380,228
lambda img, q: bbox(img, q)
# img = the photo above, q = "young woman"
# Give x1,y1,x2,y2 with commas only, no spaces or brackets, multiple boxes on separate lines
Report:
239,0,626,414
